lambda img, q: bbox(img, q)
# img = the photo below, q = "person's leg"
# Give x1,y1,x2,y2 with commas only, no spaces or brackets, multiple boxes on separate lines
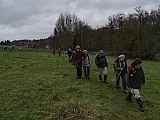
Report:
121,72,127,93
79,67,82,78
102,67,108,83
132,89,145,112
126,89,133,102
136,97,145,112
98,68,102,82
76,66,79,78
83,66,87,78
69,55,71,61
76,66,81,79
116,74,120,89
87,66,90,79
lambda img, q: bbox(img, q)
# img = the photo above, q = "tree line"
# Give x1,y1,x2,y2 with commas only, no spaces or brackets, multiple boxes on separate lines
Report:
49,6,160,59
3,6,160,59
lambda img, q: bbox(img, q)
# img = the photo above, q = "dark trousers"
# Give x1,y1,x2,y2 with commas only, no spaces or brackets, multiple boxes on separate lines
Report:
116,71,126,90
68,55,71,62
76,66,82,77
83,66,90,77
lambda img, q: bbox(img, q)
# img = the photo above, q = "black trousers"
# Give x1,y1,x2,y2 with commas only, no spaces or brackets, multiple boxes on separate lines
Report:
76,66,82,77
116,71,126,90
68,55,72,62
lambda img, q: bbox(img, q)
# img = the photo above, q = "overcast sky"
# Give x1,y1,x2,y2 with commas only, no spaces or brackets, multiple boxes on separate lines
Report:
0,0,159,41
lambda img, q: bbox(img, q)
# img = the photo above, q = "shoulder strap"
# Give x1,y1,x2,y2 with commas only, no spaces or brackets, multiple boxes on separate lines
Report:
114,58,119,63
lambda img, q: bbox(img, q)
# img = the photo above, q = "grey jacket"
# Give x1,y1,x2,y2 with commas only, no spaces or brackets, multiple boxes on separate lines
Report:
82,54,91,67
114,58,127,75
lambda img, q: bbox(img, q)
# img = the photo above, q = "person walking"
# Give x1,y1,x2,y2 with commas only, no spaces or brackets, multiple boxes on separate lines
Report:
126,58,145,112
95,50,108,83
58,48,61,56
52,48,56,55
67,48,73,62
71,45,83,79
114,54,128,94
82,50,91,79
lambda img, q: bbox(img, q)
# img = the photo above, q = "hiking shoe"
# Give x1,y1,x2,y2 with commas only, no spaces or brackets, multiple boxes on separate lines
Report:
139,106,145,112
126,92,133,102
76,76,81,79
136,98,145,112
116,87,121,90
103,81,108,84
126,97,133,102
124,90,128,94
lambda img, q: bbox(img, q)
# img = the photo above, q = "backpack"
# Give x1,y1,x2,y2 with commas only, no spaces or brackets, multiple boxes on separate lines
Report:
127,64,136,74
128,66,131,71
113,58,127,73
113,58,119,70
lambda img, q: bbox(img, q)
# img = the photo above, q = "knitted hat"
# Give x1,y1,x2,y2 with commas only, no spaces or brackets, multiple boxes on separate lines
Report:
99,50,104,54
132,58,142,65
75,45,80,49
119,54,125,58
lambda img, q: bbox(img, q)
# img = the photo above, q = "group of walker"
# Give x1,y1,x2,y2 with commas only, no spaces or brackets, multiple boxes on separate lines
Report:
70,45,146,112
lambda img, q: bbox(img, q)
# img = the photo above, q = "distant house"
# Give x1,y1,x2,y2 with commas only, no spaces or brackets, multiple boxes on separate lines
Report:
11,40,31,46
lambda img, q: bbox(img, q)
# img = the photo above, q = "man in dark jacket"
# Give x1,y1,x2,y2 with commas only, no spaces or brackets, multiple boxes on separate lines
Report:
58,48,61,56
114,55,128,94
126,58,145,112
71,45,83,79
67,48,72,62
95,50,108,83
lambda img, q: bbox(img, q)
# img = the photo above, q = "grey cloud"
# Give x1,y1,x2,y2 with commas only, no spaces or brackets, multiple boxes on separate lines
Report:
0,0,159,41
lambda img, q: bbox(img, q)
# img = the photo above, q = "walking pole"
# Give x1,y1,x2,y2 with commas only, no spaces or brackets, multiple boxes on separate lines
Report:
112,68,123,90
116,69,123,81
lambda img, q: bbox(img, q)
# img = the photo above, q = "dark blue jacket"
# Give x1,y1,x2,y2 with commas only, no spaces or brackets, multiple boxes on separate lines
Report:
67,50,72,56
95,54,108,68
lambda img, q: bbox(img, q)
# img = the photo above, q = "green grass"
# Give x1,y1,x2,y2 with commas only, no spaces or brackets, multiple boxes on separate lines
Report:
0,51,160,120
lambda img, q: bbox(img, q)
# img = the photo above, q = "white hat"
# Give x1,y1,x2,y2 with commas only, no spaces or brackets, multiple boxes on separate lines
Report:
83,50,87,53
75,45,80,49
119,54,125,58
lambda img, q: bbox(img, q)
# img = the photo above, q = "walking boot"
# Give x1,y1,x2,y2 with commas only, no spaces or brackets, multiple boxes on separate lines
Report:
123,90,128,94
99,75,102,83
103,75,108,84
136,97,145,112
126,92,133,102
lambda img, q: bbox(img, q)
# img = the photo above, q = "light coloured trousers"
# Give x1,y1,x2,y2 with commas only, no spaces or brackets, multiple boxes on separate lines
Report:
131,89,140,98
98,67,107,75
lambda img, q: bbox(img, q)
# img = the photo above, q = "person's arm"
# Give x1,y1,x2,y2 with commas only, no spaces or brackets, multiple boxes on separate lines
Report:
70,52,75,63
141,68,145,85
95,55,99,67
82,52,84,60
127,68,133,87
125,60,128,74
70,55,73,61
88,55,91,66
105,57,108,68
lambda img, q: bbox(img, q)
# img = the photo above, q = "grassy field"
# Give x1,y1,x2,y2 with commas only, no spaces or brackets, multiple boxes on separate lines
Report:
0,51,160,120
